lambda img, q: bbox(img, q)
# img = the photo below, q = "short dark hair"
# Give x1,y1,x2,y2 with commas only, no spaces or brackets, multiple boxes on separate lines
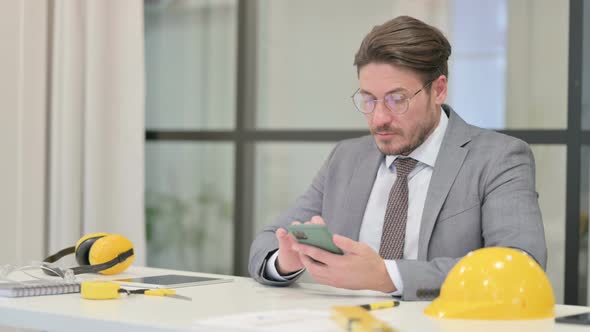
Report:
354,15,451,84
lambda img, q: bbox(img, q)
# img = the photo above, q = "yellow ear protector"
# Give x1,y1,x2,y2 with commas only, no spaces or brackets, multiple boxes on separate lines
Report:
43,233,135,276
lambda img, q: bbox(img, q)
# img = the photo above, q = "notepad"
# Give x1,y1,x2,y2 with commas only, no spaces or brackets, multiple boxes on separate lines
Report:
0,280,80,298
192,309,337,332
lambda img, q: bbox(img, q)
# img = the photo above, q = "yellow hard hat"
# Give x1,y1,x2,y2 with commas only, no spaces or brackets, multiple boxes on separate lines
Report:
424,247,554,320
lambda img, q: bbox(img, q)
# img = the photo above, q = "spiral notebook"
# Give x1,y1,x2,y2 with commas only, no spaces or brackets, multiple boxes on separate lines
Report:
0,280,80,298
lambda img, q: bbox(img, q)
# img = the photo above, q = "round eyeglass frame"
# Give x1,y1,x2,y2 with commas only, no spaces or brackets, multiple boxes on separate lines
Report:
351,79,435,115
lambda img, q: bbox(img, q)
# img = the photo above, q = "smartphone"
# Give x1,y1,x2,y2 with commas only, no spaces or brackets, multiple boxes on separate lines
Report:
286,224,344,255
555,312,590,325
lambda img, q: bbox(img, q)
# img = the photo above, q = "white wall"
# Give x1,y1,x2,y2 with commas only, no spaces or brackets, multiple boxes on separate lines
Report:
0,1,48,266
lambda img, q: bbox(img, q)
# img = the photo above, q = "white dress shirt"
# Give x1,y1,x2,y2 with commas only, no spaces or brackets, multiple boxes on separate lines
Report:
265,108,448,295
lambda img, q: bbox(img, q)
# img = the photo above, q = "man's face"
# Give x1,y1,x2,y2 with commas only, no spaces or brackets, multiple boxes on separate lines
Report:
358,63,446,155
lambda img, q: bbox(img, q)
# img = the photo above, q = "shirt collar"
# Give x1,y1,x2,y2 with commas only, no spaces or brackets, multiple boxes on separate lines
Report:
385,107,448,169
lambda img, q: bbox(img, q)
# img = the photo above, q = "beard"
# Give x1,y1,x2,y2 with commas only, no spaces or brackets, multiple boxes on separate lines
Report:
371,119,434,156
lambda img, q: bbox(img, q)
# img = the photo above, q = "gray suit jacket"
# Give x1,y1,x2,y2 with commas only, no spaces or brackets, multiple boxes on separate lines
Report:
248,105,547,301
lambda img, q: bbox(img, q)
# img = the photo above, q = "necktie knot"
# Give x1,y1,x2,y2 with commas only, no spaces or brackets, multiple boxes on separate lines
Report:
394,158,418,177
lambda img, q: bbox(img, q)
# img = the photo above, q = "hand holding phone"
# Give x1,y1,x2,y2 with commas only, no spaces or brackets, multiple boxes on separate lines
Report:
287,223,344,255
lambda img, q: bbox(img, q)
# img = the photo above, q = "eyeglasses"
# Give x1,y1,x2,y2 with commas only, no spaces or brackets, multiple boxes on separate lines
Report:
351,79,435,115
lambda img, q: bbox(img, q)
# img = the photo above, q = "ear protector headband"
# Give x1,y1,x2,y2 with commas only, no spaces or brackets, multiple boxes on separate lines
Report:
43,233,135,276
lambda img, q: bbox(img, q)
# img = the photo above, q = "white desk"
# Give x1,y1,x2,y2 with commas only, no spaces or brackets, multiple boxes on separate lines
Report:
0,266,588,331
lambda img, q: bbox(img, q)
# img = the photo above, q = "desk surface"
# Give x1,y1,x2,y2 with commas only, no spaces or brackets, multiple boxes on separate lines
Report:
0,266,588,332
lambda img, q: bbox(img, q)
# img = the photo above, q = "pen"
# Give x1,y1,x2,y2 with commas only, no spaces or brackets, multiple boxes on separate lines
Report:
331,306,396,332
359,301,400,310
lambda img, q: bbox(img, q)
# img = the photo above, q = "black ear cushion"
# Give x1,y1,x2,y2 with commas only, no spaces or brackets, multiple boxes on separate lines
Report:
75,237,101,265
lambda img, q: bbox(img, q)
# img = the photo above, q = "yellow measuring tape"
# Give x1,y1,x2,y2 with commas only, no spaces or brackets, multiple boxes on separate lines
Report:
81,281,122,300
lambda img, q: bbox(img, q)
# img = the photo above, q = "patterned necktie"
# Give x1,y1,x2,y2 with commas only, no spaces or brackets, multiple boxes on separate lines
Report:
379,157,418,260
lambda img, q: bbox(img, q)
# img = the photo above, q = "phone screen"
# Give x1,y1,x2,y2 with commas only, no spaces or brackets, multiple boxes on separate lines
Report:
555,312,590,325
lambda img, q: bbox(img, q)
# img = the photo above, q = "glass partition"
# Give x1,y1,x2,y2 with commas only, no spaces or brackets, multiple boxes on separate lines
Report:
145,142,234,274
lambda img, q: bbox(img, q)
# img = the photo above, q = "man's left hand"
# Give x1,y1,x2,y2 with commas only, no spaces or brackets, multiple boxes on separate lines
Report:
292,234,396,293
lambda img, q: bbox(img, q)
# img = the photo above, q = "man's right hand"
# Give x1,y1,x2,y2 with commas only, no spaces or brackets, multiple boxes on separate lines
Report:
275,227,304,275
275,216,326,275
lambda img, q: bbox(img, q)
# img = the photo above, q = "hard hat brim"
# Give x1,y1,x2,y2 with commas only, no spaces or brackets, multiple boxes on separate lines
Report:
424,297,555,320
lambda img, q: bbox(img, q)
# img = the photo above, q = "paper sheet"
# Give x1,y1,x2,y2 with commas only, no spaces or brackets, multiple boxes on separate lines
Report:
192,309,342,332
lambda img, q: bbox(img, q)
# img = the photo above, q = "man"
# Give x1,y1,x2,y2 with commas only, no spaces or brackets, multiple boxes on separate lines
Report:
248,15,547,301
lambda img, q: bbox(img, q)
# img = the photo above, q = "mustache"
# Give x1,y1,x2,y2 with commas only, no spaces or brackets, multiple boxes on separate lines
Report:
370,125,403,135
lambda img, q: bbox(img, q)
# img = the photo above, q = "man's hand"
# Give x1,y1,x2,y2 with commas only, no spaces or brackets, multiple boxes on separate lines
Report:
275,216,326,275
293,234,396,293
275,227,304,275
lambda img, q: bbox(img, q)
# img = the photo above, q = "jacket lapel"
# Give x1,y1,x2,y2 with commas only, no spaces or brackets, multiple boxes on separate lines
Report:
417,106,472,260
341,138,383,240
